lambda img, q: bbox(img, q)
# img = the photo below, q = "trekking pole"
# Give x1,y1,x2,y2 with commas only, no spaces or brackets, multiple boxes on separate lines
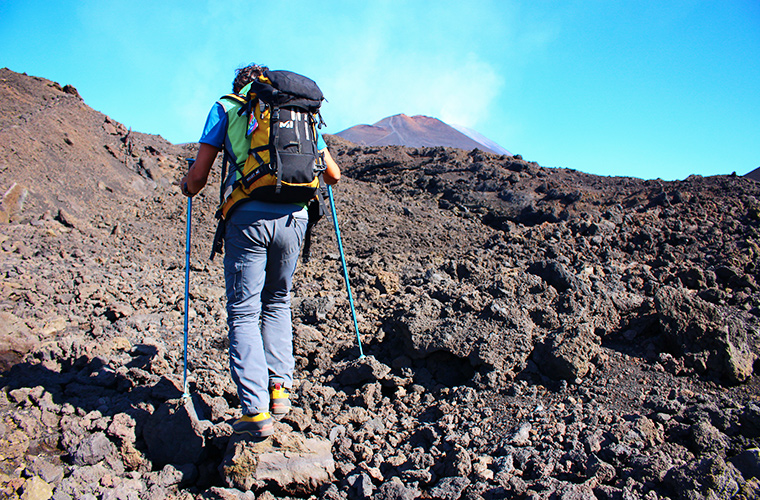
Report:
182,159,194,399
327,185,365,359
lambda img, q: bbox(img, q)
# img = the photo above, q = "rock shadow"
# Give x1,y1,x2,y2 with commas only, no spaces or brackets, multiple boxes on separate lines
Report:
0,345,231,491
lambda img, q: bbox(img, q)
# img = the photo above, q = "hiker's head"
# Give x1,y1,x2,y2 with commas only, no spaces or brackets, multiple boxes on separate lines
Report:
233,64,269,94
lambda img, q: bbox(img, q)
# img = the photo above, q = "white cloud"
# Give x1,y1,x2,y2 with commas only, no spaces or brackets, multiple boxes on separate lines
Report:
321,36,504,132
151,1,550,140
302,1,562,134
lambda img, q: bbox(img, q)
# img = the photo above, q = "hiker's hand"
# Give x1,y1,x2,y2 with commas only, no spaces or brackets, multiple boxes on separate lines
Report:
180,176,194,197
321,148,341,185
181,144,220,197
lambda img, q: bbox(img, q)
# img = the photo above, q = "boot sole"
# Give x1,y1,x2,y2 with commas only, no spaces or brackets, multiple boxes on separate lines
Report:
232,422,274,437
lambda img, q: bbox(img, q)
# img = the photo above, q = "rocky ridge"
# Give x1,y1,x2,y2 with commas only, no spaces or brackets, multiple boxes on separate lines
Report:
747,166,760,183
1,68,760,499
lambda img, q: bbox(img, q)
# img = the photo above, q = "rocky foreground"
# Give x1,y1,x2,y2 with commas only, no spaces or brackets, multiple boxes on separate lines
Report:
1,68,760,499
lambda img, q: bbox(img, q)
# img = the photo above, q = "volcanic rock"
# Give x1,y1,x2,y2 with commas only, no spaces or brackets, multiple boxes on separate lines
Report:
730,448,760,480
533,322,600,380
664,456,744,500
1,68,760,500
655,286,758,383
335,355,392,386
18,476,54,500
72,431,116,466
142,397,211,467
219,431,334,494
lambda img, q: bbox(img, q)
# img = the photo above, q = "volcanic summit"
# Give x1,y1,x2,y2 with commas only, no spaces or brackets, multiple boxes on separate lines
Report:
336,113,511,155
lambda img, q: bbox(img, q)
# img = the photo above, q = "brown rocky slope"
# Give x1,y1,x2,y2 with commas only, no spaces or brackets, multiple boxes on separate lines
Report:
1,68,760,499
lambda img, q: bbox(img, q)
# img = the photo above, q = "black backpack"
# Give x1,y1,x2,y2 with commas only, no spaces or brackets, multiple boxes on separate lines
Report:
211,70,328,260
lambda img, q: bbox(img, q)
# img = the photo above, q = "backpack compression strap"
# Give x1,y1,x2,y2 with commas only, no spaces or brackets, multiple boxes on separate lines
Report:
270,107,285,194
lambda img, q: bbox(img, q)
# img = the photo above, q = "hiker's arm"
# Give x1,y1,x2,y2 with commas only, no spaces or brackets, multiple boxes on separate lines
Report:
181,143,220,196
321,148,341,185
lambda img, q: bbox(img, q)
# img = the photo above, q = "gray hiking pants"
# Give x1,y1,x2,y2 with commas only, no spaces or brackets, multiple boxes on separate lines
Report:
223,201,307,415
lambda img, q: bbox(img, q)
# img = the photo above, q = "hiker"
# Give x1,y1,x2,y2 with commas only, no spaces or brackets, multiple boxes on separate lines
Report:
179,63,340,437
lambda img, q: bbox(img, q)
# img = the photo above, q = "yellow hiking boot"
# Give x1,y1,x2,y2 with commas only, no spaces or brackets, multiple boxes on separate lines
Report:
270,383,291,415
232,411,274,437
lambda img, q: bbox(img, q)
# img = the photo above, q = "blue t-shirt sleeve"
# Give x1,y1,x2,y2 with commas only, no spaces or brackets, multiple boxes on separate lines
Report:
199,102,227,147
317,133,326,150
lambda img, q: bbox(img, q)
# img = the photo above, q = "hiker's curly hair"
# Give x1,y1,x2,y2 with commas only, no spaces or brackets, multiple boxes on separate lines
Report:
232,64,269,94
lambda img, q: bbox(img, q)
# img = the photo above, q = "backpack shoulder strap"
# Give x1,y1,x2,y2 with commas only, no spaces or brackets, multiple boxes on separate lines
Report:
221,93,246,104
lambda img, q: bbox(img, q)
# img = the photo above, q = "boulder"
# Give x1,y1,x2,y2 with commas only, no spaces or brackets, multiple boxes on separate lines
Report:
106,412,137,444
690,420,730,456
655,286,758,383
664,455,743,500
534,322,599,380
528,259,590,295
336,355,391,386
428,476,471,500
220,431,334,495
72,432,116,466
729,448,760,480
200,487,256,499
0,312,37,369
741,402,760,438
374,478,421,500
0,182,28,222
19,475,54,500
142,397,211,467
346,472,374,499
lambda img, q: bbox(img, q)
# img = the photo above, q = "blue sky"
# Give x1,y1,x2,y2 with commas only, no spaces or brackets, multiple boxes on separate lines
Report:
2,0,758,180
